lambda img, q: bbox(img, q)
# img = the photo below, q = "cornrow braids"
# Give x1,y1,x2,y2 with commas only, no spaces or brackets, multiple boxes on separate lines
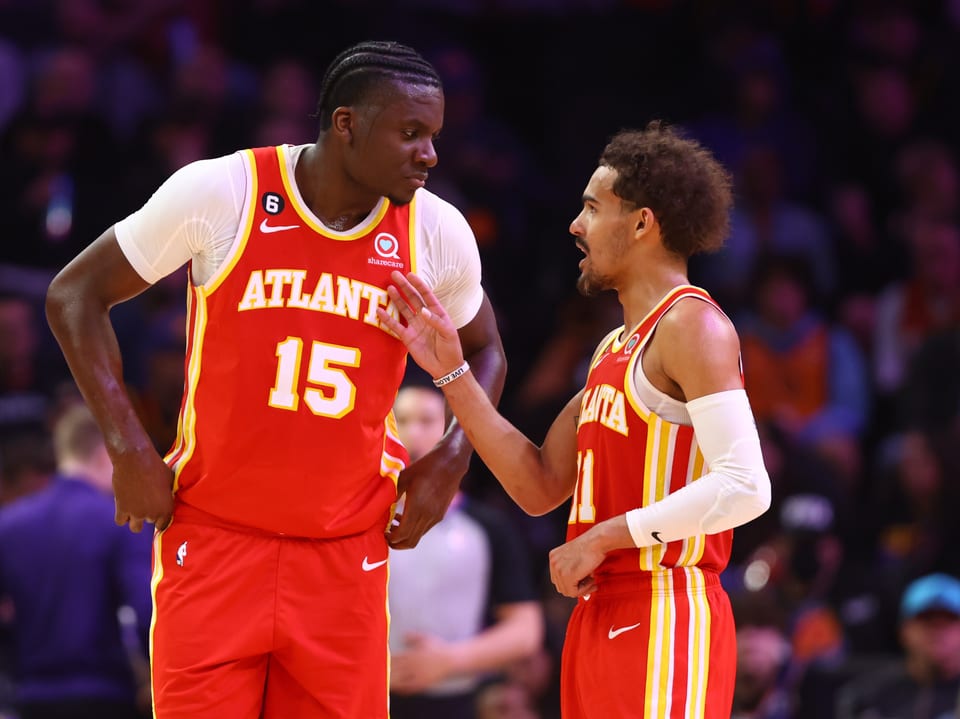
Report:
312,40,442,130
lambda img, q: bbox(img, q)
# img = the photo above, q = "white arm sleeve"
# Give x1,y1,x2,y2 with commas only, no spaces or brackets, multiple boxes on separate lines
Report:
114,153,246,286
414,190,484,329
625,389,771,548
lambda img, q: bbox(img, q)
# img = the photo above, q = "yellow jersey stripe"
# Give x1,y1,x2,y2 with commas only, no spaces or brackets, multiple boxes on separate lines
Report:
684,567,709,718
148,528,166,718
170,289,208,491
408,194,418,274
206,149,258,295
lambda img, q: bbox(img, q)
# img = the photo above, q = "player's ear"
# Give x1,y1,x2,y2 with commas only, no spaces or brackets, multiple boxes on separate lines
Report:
635,207,652,234
331,107,354,142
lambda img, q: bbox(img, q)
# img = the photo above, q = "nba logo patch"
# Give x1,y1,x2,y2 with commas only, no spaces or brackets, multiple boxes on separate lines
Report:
624,334,640,355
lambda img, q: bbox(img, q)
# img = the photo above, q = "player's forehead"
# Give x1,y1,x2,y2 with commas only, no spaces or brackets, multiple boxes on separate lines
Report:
365,80,444,127
583,165,620,204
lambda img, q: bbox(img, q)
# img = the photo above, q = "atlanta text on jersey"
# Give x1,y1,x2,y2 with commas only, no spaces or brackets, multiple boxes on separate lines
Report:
237,270,400,330
577,383,629,436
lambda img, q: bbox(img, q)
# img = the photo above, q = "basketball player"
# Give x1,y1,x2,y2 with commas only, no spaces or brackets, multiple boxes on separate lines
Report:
380,121,771,718
45,41,506,718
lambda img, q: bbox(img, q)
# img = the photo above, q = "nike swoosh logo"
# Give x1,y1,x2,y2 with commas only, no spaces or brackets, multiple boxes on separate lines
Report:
608,622,643,639
652,531,665,543
260,218,300,234
362,556,388,572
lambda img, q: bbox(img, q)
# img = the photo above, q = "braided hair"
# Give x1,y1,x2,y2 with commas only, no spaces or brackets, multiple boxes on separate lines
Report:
313,41,442,130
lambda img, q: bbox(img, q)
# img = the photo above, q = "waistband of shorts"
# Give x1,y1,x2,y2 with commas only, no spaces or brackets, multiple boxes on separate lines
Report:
170,501,372,542
586,567,722,599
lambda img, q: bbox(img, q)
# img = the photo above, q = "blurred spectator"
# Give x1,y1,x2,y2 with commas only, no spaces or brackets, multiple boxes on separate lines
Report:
898,324,960,435
731,593,793,719
0,295,65,436
0,406,152,719
737,254,870,477
835,573,960,719
389,385,544,719
873,219,960,402
0,46,117,271
0,428,54,508
690,26,818,202
892,139,959,227
249,58,317,146
732,492,861,719
52,402,113,494
828,181,906,357
690,143,836,313
825,57,918,223
866,430,960,594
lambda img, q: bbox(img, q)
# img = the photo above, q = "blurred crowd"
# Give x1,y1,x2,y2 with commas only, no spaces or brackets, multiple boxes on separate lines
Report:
1,0,960,717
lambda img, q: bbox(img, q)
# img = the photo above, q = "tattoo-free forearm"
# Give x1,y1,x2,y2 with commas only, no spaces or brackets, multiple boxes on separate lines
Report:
438,371,573,515
46,287,154,456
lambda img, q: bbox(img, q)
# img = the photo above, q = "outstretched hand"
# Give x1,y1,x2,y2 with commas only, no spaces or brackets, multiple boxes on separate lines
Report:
377,271,465,381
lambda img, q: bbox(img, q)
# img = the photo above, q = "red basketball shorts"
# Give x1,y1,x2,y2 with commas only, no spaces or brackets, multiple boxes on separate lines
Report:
560,567,736,718
149,510,392,718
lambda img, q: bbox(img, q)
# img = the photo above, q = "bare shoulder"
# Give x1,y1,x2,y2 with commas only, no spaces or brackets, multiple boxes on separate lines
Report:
657,297,739,348
656,297,742,399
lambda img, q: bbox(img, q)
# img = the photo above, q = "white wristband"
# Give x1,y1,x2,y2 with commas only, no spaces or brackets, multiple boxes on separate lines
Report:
432,361,470,387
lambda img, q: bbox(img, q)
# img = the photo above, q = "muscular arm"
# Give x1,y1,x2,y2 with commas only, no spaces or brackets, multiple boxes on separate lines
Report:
46,229,175,532
387,292,508,548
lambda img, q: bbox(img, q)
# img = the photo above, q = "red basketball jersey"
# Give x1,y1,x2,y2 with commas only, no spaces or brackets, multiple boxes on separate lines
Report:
569,285,736,576
165,146,411,538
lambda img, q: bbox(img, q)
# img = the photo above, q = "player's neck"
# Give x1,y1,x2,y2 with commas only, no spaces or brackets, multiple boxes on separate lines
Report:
295,144,382,231
619,265,690,332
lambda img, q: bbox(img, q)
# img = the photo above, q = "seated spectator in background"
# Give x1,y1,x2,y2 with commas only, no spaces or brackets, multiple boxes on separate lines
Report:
0,404,153,719
730,593,793,719
898,323,960,436
389,384,544,719
866,430,960,601
737,254,869,483
0,47,117,272
0,294,67,437
835,573,960,719
689,142,836,314
728,490,890,719
873,218,960,402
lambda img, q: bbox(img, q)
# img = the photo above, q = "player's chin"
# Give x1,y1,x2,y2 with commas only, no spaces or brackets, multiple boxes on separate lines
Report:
389,177,426,205
387,191,415,206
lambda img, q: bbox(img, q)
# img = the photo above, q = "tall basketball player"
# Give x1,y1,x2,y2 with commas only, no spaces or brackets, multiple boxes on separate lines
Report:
46,40,506,718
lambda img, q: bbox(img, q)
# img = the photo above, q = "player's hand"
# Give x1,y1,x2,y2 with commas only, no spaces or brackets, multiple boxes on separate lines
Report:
549,534,605,598
390,631,457,693
378,271,465,381
388,448,463,549
111,447,174,533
